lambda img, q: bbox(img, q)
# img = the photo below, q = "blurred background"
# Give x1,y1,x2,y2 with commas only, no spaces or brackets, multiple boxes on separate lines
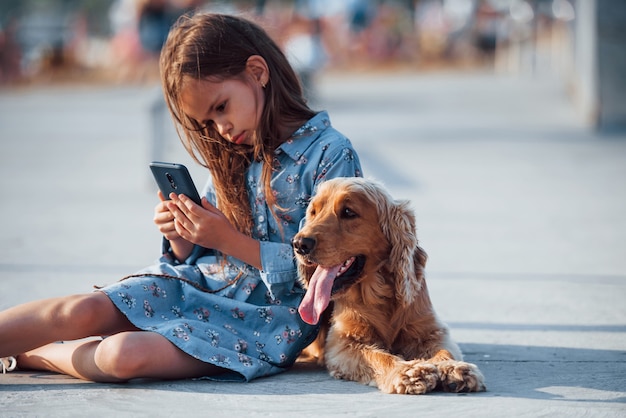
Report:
0,0,623,130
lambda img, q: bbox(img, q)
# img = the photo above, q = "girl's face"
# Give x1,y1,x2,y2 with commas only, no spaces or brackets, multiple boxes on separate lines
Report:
181,76,264,147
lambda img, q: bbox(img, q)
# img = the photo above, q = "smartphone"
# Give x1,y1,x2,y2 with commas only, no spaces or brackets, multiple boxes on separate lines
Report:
149,162,201,205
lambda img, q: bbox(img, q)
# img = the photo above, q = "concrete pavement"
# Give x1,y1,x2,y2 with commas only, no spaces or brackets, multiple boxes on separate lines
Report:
0,70,625,417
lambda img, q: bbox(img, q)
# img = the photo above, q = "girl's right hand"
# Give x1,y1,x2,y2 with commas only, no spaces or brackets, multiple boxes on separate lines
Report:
154,191,194,262
154,190,181,241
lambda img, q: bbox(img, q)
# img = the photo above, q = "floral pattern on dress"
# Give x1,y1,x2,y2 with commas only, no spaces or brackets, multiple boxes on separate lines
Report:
193,307,210,322
118,292,136,309
206,329,220,346
274,325,302,345
143,300,155,317
238,353,254,367
173,323,193,341
143,282,167,298
171,306,184,318
231,307,246,321
257,307,274,323
255,342,273,363
210,354,231,367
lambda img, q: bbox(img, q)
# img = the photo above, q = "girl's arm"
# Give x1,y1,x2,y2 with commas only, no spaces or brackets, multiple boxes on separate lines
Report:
218,229,262,270
166,193,262,269
165,238,195,263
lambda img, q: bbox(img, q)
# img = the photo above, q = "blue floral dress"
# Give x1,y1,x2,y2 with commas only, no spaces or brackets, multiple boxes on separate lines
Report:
101,111,362,381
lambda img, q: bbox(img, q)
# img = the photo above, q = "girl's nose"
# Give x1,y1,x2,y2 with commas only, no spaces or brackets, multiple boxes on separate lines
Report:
213,118,231,137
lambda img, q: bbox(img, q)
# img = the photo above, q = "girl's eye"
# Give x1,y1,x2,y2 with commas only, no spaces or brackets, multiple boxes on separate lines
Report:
216,101,226,112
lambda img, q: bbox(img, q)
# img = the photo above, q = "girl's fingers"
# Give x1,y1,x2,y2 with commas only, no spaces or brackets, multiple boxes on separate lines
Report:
168,201,184,222
200,197,218,212
173,194,204,222
167,198,195,235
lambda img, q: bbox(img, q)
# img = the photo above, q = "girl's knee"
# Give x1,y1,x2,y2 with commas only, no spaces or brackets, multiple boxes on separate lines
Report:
94,333,148,380
50,293,115,333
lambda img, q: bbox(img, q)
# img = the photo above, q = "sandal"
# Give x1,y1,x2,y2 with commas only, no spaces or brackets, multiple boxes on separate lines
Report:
1,356,17,373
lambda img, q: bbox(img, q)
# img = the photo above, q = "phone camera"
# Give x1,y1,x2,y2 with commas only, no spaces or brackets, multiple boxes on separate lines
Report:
166,172,177,190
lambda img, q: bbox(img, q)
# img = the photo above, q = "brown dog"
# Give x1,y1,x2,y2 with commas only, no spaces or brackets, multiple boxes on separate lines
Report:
293,177,486,394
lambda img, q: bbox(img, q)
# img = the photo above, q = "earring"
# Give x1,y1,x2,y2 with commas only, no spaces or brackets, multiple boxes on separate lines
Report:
261,81,267,88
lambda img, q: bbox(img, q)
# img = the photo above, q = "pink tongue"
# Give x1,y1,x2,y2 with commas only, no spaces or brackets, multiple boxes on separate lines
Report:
298,264,341,325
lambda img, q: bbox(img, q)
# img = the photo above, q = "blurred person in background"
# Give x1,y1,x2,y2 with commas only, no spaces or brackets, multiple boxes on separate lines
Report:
109,0,201,82
0,18,21,84
283,12,326,101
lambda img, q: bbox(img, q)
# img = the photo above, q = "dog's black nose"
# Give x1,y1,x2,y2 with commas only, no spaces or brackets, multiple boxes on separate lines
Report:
292,236,316,255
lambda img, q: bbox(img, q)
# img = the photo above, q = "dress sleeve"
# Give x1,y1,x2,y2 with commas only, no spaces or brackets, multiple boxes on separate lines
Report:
258,240,300,299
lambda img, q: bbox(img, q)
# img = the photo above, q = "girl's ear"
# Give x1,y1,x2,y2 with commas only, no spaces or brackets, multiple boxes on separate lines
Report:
246,55,269,87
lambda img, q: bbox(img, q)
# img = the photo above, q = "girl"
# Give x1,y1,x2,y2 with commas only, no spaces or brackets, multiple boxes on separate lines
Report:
0,13,362,382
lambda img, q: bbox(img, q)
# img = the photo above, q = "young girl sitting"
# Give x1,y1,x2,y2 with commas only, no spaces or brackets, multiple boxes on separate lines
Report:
0,12,362,382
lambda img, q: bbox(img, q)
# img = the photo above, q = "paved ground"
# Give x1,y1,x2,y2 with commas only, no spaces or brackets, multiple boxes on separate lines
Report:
0,70,625,417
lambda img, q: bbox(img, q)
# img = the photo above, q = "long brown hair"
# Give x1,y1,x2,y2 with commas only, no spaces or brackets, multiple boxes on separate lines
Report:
160,13,315,235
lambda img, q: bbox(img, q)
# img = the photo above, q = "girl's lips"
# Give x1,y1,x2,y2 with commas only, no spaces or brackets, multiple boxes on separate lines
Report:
232,132,246,145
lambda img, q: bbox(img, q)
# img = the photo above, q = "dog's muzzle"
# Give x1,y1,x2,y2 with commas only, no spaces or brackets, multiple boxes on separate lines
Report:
292,236,316,256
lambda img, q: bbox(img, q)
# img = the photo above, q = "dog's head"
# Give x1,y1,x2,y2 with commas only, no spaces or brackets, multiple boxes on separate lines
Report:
293,177,427,325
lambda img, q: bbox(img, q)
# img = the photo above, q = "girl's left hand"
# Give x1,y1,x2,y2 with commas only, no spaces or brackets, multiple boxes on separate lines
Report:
166,193,237,252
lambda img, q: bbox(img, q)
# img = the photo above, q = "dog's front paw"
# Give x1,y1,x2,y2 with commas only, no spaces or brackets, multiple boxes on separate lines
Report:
378,360,439,395
437,360,486,393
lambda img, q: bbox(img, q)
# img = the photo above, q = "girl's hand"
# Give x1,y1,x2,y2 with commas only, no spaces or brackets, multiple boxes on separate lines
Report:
167,193,262,269
154,191,194,261
166,193,236,251
153,190,181,241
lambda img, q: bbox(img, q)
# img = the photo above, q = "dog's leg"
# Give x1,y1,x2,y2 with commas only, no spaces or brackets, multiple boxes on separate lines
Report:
376,358,440,395
428,349,486,393
325,339,439,395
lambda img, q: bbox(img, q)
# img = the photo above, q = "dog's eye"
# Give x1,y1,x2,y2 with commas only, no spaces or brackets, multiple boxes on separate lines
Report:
341,207,358,219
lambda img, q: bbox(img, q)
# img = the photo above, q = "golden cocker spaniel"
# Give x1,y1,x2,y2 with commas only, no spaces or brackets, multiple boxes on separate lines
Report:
293,177,486,394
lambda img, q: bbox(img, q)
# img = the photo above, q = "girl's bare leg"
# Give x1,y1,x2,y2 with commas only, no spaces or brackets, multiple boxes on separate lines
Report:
2,292,223,382
19,331,224,382
0,292,134,357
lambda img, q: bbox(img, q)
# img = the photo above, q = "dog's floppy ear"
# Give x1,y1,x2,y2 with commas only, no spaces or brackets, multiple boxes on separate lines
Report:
381,199,425,305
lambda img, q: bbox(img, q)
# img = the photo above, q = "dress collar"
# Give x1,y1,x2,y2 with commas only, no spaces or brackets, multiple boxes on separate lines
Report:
275,111,332,161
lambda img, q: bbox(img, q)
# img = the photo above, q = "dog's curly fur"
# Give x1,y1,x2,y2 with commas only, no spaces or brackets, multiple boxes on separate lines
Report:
293,177,486,394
